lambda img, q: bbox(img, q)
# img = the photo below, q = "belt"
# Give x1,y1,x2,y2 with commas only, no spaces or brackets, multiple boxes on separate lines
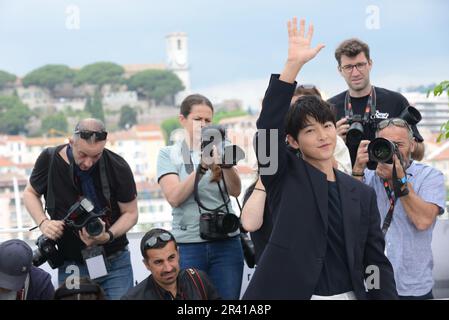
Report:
106,246,128,260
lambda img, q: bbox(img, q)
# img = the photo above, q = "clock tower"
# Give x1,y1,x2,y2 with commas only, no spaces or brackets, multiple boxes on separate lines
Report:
166,32,191,102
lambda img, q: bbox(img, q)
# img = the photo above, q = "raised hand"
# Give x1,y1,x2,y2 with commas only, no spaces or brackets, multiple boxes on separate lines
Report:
280,17,325,83
287,17,325,65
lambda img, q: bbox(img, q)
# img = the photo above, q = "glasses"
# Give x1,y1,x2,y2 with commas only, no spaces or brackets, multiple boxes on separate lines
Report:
144,232,172,249
340,62,369,74
378,118,412,132
75,130,108,141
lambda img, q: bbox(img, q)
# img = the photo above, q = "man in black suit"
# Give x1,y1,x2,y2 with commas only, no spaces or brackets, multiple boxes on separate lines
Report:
242,17,397,300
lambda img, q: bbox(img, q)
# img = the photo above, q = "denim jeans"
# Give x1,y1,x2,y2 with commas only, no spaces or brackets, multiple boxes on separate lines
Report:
58,249,134,300
399,290,434,300
178,236,244,300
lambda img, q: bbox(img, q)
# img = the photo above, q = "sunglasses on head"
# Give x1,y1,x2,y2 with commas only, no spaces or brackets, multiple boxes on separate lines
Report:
75,130,108,141
377,118,411,132
144,232,172,249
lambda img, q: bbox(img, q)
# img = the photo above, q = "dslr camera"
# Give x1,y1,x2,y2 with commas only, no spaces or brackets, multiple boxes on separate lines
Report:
346,114,375,147
346,106,422,147
199,211,240,241
367,137,404,170
200,125,245,168
32,198,106,268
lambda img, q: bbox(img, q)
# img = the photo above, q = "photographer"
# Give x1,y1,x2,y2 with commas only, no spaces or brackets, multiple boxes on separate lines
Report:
328,38,425,166
243,17,397,300
23,118,138,300
157,94,244,300
353,119,446,299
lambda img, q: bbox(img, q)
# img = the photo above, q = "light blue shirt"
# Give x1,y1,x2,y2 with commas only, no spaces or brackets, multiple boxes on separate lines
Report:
364,161,446,296
157,141,237,243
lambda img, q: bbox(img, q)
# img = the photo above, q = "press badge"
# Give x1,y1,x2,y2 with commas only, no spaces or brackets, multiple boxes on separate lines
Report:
82,245,108,279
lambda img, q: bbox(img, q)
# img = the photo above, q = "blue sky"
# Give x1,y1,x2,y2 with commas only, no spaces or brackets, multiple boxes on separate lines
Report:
1,0,448,108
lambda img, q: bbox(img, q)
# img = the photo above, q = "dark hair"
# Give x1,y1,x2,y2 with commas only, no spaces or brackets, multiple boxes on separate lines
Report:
294,85,322,98
180,94,214,117
285,95,336,140
335,38,370,66
54,277,105,300
140,228,177,259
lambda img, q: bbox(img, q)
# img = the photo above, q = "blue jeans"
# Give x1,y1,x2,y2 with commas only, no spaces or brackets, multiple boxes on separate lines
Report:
178,236,244,300
58,249,134,300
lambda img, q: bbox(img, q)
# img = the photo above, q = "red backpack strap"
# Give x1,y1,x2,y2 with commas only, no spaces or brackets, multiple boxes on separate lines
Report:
185,268,208,300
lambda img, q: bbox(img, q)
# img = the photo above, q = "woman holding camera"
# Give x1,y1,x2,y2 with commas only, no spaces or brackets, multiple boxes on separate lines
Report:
157,94,244,300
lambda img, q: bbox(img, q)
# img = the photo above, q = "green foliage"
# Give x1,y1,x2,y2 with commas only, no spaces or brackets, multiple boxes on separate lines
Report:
22,65,76,90
74,62,124,87
126,70,184,104
161,116,181,144
0,70,16,89
212,109,248,124
85,89,105,121
40,113,69,134
118,105,138,129
0,95,31,134
428,81,449,142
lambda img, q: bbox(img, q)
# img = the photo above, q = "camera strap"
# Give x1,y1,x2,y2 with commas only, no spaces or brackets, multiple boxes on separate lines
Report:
344,86,377,121
381,160,409,236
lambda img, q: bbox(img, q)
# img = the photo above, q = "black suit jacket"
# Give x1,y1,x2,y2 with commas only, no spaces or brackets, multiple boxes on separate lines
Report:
242,75,397,300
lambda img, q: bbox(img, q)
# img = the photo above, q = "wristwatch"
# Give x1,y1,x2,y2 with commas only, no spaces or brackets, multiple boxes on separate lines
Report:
106,230,114,244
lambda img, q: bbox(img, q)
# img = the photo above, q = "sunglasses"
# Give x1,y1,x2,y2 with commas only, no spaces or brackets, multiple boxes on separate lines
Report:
377,118,411,132
144,232,172,249
75,130,108,141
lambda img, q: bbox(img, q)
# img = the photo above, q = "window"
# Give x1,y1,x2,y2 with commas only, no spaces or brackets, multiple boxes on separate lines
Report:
177,39,182,50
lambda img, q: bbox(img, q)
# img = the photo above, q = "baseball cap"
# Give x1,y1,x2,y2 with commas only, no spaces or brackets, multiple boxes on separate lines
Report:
0,239,32,291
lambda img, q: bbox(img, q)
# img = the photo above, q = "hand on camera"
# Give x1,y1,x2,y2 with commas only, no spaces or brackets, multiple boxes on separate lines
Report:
40,219,65,241
353,140,370,174
78,219,107,247
336,118,349,140
376,154,405,181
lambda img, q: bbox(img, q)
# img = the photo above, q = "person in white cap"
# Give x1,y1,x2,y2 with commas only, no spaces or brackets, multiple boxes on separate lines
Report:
0,239,54,300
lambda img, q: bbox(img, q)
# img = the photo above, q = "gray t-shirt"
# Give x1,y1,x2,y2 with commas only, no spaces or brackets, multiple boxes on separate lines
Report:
157,141,237,243
364,161,446,296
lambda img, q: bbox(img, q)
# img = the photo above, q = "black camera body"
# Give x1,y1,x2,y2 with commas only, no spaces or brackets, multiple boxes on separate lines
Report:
32,235,64,269
200,125,245,168
367,137,404,170
346,114,378,147
32,198,106,268
199,212,240,240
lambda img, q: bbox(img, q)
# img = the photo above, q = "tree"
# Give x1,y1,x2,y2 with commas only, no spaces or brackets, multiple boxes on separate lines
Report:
126,70,184,105
22,65,76,92
74,62,124,87
40,113,69,135
161,116,181,144
119,105,137,129
212,109,248,124
0,70,16,89
0,95,31,134
86,89,105,121
428,81,449,142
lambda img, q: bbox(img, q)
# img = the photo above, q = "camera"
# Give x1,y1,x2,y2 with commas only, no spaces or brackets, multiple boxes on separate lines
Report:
367,137,404,170
200,125,245,168
64,198,105,237
32,198,106,268
199,212,240,240
346,115,373,146
32,235,64,268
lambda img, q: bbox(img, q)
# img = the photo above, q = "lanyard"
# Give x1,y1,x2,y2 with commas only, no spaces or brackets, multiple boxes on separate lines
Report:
381,180,395,236
344,86,377,121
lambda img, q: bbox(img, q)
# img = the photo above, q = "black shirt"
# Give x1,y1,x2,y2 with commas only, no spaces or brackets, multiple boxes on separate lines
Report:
314,181,353,296
29,144,137,262
121,269,221,300
328,87,423,165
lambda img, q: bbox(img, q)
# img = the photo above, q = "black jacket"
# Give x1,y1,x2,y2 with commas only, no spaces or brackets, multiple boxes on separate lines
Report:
242,75,398,300
121,268,221,300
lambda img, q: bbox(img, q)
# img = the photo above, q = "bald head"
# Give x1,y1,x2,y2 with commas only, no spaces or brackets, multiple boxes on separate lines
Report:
73,119,107,144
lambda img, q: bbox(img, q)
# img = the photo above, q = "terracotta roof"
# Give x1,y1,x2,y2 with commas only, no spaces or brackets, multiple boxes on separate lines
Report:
133,124,162,132
0,157,14,167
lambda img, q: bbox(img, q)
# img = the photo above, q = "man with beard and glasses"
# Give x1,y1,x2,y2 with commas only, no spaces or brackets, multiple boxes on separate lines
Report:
121,228,220,300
